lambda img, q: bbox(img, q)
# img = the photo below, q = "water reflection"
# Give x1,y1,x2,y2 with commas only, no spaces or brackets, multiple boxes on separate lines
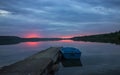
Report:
59,40,73,43
46,53,82,75
61,59,82,67
0,41,20,45
0,38,120,75
24,42,41,47
0,39,120,46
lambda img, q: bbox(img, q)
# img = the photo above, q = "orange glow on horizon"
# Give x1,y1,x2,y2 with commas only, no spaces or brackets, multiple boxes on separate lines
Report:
61,36,73,38
22,32,42,46
23,33,42,38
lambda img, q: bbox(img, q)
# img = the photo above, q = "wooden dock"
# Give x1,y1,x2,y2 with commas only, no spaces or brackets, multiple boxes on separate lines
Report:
0,47,61,75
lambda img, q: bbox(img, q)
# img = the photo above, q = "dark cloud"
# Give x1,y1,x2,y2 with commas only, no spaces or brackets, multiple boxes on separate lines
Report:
0,0,120,37
75,0,120,9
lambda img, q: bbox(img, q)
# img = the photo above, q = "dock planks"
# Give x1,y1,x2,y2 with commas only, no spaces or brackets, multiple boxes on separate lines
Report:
0,47,61,75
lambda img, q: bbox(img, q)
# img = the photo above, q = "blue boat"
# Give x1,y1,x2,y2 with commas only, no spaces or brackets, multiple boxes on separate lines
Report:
60,47,81,59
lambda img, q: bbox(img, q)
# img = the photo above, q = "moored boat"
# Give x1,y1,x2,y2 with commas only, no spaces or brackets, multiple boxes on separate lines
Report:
60,47,81,59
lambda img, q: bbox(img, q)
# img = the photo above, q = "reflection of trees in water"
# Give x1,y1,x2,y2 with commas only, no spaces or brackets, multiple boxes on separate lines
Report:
61,59,82,67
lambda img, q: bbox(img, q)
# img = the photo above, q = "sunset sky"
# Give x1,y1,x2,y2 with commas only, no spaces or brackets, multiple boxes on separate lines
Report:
0,0,120,38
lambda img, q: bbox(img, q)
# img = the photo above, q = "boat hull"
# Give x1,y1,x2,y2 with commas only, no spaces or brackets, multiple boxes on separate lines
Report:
60,47,81,59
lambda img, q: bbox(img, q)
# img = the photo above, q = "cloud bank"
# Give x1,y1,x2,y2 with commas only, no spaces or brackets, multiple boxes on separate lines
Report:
0,0,120,37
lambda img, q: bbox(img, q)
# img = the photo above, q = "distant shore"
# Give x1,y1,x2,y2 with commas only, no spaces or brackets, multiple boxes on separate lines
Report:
0,31,120,45
71,31,120,45
0,36,64,45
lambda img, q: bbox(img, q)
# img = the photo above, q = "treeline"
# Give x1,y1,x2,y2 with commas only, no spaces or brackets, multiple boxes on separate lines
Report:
0,36,63,45
71,31,120,44
0,36,21,45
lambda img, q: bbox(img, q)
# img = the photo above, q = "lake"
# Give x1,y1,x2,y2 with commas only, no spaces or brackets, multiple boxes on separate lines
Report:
0,40,120,75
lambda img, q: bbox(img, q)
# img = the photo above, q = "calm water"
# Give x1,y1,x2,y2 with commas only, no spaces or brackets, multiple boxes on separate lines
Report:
0,40,120,75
